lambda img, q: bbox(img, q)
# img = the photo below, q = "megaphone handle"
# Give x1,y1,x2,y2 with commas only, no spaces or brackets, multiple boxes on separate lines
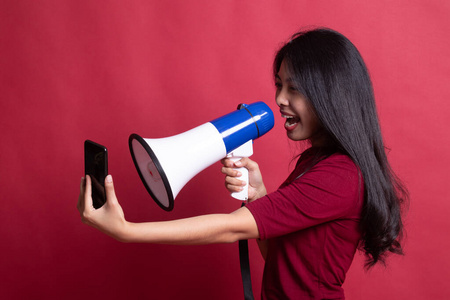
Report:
229,157,249,201
226,140,253,201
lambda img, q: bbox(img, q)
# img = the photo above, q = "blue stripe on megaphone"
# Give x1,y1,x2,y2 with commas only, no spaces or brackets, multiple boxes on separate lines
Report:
210,102,274,153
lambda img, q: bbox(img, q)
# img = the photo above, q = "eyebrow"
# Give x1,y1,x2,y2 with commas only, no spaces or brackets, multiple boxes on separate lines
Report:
275,74,294,83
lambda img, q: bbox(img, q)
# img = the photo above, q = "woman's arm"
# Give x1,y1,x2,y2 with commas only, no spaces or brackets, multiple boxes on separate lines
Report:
78,175,259,244
126,208,258,244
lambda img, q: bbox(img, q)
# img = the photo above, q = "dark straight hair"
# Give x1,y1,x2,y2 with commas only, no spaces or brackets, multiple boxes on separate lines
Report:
274,28,408,268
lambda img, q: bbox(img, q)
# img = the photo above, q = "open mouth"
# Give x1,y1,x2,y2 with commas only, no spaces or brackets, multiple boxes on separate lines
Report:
282,114,300,128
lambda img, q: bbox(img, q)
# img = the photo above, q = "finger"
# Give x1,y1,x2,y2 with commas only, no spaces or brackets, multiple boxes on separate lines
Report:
77,177,86,212
220,158,236,167
225,182,244,193
221,166,242,177
236,157,259,172
225,175,246,186
104,175,118,204
224,176,246,194
80,176,86,193
222,157,256,170
84,175,94,210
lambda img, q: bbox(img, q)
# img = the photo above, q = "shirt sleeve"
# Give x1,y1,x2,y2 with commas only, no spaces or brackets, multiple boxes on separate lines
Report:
246,154,363,240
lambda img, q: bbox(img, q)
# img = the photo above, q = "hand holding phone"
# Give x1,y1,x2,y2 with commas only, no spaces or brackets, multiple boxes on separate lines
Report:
84,140,108,209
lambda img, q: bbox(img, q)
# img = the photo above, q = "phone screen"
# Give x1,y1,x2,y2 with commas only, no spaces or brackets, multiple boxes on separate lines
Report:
84,140,108,209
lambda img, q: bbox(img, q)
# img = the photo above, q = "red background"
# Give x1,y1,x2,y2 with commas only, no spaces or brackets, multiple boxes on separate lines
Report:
1,1,449,299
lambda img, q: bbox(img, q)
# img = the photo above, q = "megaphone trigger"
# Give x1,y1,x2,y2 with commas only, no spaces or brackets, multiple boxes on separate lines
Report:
226,140,253,201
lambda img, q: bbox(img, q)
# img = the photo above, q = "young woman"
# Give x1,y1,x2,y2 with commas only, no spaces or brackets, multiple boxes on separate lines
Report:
78,28,407,299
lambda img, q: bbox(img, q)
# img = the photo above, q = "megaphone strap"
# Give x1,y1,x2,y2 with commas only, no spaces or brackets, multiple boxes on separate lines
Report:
239,202,255,300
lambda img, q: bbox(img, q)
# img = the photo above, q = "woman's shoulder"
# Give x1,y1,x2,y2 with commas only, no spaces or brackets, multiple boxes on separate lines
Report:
325,151,356,166
291,148,361,189
295,147,360,181
299,147,357,169
313,151,359,176
299,151,363,207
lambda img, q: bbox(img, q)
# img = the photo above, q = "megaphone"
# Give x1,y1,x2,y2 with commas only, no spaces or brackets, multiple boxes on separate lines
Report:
129,102,274,211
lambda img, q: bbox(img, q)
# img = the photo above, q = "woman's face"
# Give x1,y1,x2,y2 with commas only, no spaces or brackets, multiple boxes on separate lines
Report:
275,60,324,145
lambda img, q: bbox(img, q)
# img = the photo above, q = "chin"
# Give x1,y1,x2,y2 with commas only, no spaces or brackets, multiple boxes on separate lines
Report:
287,132,309,142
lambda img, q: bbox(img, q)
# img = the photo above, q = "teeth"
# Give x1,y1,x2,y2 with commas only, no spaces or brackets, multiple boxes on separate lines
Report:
282,114,300,127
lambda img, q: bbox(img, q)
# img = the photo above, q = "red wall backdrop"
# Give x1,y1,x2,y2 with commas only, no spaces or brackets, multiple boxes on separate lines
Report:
1,1,449,299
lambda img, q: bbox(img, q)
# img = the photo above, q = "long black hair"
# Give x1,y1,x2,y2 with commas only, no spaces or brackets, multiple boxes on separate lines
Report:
274,28,408,268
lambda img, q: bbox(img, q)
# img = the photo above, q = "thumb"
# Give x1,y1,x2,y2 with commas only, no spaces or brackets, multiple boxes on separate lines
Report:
104,175,118,204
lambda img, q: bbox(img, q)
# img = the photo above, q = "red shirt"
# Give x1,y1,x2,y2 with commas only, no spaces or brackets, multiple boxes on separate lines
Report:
246,148,364,299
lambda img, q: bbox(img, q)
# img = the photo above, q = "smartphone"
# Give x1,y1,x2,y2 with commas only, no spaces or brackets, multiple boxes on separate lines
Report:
84,140,108,209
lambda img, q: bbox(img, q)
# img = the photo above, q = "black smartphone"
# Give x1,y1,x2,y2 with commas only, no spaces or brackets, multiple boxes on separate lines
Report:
84,140,108,209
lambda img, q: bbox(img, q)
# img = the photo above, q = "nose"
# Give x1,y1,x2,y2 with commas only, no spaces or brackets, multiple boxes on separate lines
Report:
276,88,289,107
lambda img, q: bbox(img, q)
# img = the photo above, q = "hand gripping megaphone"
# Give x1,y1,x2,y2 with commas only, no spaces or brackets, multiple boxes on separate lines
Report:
129,102,274,211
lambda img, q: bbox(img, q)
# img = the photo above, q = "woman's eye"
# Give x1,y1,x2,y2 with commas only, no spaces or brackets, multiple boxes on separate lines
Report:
275,82,282,89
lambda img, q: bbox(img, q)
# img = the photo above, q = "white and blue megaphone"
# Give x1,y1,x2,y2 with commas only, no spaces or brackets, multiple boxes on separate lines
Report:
129,102,274,211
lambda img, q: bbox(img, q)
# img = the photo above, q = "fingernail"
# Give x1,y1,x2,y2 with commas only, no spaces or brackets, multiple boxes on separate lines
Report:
235,161,242,167
106,175,112,183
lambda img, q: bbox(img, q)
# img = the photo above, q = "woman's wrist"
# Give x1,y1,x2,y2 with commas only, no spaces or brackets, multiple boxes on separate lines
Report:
107,219,134,243
248,186,267,203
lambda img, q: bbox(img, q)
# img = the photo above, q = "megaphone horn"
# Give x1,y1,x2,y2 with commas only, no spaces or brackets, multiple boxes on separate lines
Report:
129,102,274,211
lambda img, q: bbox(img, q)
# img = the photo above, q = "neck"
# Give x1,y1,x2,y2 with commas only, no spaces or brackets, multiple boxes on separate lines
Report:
309,129,331,148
